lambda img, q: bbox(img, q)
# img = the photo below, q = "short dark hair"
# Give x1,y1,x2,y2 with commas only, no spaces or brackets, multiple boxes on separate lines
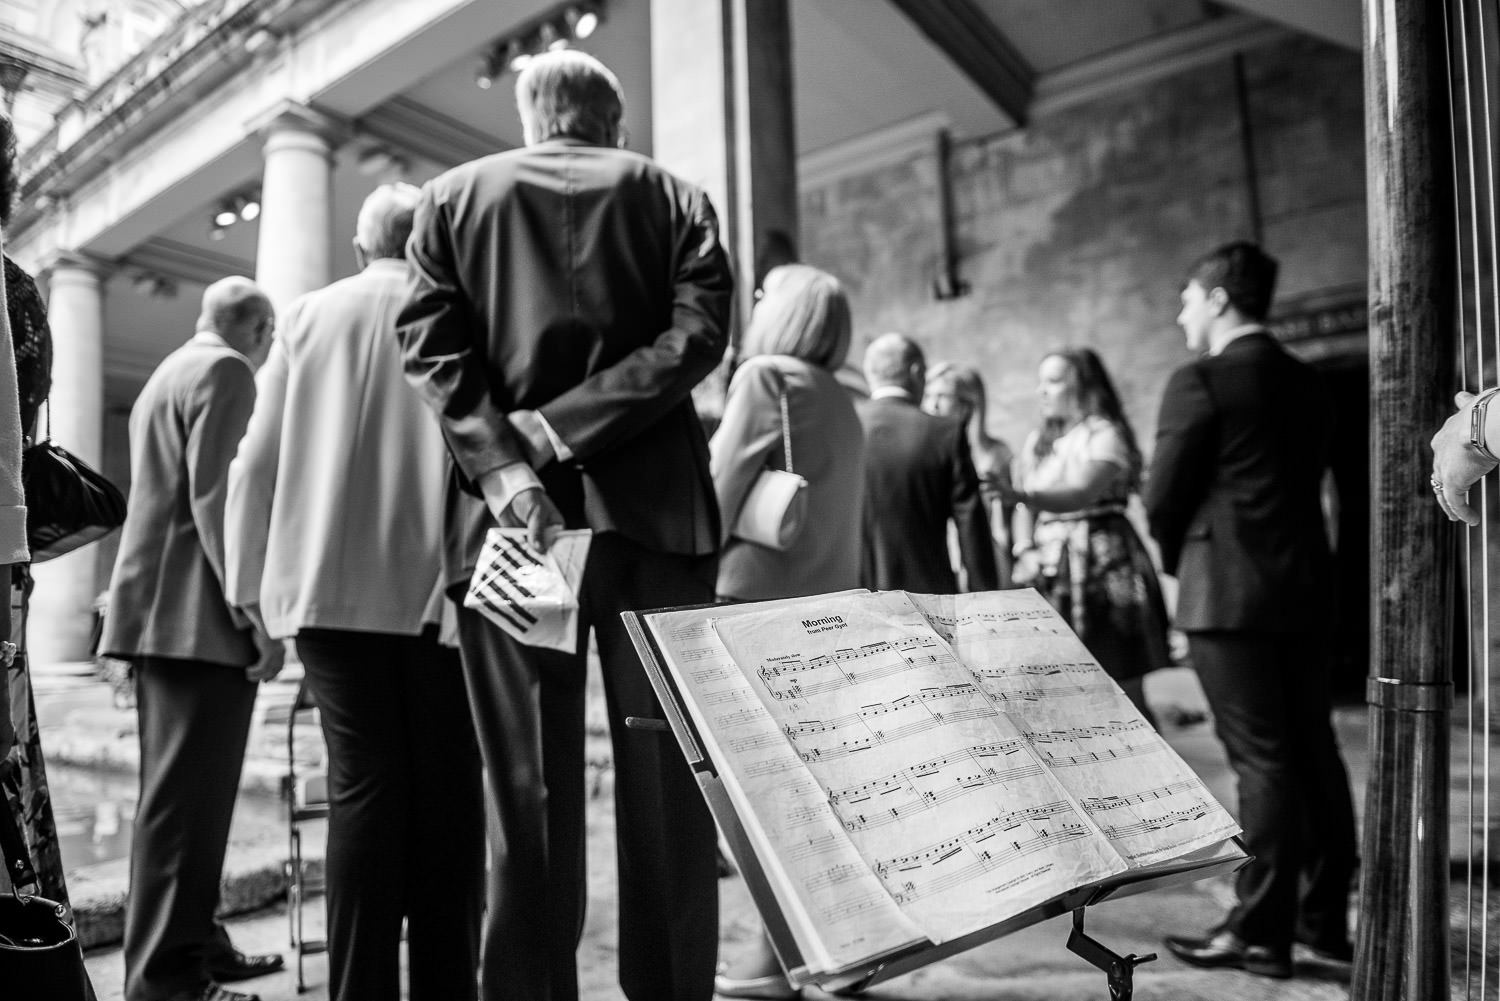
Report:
515,50,625,146
0,110,16,229
1187,241,1279,321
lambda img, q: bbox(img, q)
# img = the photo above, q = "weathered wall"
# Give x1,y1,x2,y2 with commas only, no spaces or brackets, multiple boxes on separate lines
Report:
799,36,1366,456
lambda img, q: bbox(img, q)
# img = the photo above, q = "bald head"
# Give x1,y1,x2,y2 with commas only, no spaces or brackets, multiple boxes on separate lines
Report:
355,182,421,264
863,332,926,397
198,276,273,359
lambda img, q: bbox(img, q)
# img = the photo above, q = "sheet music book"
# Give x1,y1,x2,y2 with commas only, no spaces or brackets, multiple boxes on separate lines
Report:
625,588,1246,990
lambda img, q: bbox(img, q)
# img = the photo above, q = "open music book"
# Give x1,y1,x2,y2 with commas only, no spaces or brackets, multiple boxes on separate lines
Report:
625,588,1245,990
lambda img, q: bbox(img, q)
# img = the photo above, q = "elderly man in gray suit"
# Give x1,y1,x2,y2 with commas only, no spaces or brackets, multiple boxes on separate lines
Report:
102,276,286,1001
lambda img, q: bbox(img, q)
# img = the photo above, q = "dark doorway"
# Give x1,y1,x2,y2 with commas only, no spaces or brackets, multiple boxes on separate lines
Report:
1314,354,1370,697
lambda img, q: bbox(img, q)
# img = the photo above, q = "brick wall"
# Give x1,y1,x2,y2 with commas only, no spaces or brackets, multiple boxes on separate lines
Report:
799,36,1367,457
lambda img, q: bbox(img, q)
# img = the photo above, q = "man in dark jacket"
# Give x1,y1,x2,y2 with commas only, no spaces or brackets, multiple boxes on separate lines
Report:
1146,242,1357,979
396,50,731,1001
856,332,996,593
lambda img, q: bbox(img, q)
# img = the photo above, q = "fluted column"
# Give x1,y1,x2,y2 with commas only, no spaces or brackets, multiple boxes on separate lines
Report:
253,103,341,316
31,252,108,664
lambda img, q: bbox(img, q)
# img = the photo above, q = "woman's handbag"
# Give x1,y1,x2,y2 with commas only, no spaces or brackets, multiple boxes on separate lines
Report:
0,781,93,1000
22,405,127,563
730,372,809,551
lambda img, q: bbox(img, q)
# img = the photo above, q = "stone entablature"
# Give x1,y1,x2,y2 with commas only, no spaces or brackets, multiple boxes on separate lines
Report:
12,0,337,236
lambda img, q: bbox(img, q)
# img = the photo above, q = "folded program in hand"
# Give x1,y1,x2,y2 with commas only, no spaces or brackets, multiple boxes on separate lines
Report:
465,528,592,653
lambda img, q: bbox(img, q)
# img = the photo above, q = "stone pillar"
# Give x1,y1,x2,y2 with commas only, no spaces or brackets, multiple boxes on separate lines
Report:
31,253,107,664
253,103,341,317
651,0,799,336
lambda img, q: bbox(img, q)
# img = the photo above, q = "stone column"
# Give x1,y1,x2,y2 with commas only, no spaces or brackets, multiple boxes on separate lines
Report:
253,103,341,316
651,0,798,336
31,253,107,665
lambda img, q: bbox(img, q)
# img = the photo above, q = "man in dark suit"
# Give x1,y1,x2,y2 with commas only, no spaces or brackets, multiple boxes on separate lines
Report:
396,51,731,1001
856,333,996,594
101,277,285,1001
1146,242,1357,979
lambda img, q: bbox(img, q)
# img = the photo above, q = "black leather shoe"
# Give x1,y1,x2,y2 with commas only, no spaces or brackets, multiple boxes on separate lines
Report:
1164,929,1292,979
205,950,284,983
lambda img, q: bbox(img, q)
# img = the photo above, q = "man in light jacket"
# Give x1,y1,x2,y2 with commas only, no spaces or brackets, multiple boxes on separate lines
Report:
225,184,483,1001
101,277,284,1001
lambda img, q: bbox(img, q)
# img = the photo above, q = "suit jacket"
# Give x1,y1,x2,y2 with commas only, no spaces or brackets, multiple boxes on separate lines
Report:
397,138,732,585
1144,331,1332,632
711,355,865,601
856,394,997,594
224,260,447,639
102,338,257,666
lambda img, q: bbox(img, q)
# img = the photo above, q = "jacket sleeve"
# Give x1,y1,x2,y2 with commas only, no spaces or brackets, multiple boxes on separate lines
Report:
186,355,257,627
536,188,732,461
1144,364,1216,575
950,421,998,591
710,359,783,545
0,248,26,565
224,329,291,616
398,185,528,483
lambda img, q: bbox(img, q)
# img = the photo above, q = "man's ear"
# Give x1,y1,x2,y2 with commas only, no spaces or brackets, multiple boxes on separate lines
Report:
352,238,367,271
1208,286,1230,314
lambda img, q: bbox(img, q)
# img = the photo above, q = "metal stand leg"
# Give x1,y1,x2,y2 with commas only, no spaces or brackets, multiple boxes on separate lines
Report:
1066,908,1156,1001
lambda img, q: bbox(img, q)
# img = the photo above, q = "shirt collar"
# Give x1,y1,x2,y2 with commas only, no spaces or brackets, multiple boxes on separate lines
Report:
192,330,249,363
871,386,914,401
1210,323,1269,356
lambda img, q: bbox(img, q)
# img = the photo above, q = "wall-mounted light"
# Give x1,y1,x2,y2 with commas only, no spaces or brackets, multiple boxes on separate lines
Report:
238,196,260,222
213,202,239,228
473,1,606,90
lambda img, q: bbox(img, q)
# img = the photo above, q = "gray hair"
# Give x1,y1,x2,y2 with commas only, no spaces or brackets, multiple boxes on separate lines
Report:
741,265,852,371
515,49,625,147
355,182,421,260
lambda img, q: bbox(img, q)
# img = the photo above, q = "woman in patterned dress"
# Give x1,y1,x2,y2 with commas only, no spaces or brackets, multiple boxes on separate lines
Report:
1003,347,1169,725
0,107,68,909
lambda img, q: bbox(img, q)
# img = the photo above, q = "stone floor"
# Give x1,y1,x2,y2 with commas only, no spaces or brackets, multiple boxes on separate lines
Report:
26,661,1497,1001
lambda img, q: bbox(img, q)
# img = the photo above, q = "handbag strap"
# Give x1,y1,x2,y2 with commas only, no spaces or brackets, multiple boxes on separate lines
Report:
772,367,794,475
0,778,37,897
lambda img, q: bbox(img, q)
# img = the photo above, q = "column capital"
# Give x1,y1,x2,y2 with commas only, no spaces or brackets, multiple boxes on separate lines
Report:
248,100,351,154
37,249,114,284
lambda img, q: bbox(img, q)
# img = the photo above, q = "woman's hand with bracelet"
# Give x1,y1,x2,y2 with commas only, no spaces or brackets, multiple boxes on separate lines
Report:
1432,389,1500,525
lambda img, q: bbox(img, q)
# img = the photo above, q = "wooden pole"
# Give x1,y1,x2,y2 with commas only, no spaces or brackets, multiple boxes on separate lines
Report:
1355,0,1456,998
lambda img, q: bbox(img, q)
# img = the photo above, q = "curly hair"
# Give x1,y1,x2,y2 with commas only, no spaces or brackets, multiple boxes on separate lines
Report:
0,109,15,229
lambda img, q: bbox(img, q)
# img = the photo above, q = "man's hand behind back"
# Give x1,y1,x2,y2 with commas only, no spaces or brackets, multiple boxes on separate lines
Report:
245,629,285,683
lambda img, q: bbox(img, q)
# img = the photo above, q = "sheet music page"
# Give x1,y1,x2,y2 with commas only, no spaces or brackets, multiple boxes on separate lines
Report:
908,589,1241,867
645,596,925,973
710,591,1125,944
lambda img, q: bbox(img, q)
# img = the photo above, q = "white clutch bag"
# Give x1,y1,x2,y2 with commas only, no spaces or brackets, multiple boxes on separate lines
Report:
730,373,808,551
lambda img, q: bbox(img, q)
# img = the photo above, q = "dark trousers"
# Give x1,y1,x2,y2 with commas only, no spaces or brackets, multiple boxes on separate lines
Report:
455,532,720,1001
1188,631,1358,950
124,657,257,1001
296,626,484,1001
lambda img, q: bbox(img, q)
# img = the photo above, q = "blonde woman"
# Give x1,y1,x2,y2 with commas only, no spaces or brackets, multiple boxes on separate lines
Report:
923,362,1015,586
711,264,865,602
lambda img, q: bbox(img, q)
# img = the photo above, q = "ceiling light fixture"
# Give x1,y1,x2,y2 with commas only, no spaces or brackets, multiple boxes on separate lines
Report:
473,2,606,90
238,195,260,222
214,202,238,228
566,6,599,39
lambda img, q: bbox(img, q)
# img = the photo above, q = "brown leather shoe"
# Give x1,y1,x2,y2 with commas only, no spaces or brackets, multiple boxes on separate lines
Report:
1163,929,1292,979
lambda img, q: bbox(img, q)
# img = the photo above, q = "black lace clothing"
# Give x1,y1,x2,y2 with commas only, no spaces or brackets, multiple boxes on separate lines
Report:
5,255,52,440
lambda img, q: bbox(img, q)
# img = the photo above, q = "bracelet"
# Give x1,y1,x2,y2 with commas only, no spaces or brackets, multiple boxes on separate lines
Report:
1473,388,1500,461
0,641,16,668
